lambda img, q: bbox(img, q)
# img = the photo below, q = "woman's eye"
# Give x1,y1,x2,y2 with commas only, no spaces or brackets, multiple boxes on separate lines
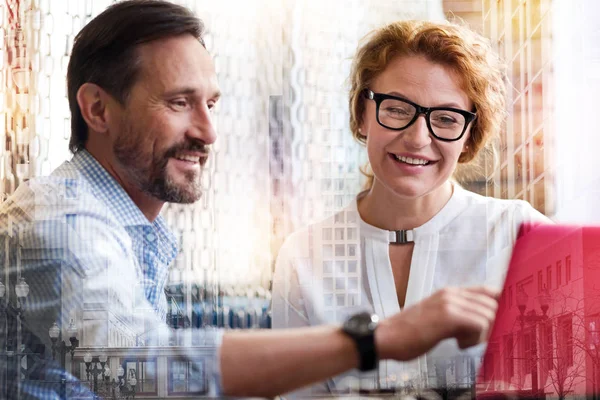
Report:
435,115,458,124
387,108,410,115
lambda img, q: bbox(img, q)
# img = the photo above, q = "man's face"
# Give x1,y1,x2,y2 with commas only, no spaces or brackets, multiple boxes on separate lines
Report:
110,34,220,203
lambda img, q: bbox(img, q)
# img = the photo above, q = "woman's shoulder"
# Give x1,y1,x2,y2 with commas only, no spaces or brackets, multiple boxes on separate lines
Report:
278,202,357,258
457,186,549,223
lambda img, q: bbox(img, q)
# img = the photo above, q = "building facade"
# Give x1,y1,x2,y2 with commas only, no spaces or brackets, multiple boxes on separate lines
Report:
478,225,600,398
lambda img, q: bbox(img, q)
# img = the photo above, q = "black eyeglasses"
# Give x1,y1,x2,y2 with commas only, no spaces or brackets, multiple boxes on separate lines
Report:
364,89,477,142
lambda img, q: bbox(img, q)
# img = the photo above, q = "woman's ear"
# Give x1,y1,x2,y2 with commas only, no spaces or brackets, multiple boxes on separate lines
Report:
358,118,368,138
461,130,473,153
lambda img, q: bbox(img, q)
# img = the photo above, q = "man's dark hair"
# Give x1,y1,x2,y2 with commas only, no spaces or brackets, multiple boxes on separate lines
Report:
67,0,205,153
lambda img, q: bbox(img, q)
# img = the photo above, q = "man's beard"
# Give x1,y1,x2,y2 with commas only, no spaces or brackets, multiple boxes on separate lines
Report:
113,122,208,204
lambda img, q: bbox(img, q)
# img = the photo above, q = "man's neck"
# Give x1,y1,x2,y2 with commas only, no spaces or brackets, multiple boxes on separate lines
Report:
84,146,164,222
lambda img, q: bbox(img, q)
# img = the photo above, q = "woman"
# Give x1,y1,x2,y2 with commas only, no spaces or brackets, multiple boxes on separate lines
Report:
272,20,549,396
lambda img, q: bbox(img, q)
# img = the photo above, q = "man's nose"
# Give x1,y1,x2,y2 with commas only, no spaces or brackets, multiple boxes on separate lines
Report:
189,105,217,145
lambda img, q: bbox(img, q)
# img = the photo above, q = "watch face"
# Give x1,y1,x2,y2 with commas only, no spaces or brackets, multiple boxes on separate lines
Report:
345,312,378,337
343,312,379,372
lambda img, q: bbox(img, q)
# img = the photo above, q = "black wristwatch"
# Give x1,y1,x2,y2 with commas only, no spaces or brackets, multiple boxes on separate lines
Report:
341,312,379,371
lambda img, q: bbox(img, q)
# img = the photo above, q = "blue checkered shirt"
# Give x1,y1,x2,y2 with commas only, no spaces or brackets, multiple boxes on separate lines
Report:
0,150,224,399
68,150,179,319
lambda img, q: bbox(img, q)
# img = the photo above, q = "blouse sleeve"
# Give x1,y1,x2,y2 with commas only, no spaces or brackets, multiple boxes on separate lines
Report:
271,235,311,328
271,232,331,398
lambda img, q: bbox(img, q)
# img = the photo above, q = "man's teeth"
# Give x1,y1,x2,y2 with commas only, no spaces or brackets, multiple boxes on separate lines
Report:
175,155,200,162
393,155,430,165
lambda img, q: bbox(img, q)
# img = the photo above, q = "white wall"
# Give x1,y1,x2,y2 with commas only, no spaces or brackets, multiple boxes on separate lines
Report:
553,0,600,223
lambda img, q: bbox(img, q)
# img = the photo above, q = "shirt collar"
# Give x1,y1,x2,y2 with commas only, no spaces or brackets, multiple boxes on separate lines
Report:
354,183,470,242
69,150,162,229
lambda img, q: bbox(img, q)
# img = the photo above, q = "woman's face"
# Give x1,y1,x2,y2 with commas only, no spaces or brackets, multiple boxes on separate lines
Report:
360,55,473,200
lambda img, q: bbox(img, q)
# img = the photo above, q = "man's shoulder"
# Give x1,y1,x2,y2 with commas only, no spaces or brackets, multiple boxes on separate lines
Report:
0,173,134,276
0,165,125,238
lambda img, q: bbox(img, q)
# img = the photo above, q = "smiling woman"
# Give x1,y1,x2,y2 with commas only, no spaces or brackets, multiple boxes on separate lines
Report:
271,19,551,397
358,55,475,206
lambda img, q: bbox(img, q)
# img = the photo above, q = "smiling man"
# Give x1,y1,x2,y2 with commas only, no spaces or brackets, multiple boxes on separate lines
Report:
0,1,498,399
68,14,219,220
106,35,216,208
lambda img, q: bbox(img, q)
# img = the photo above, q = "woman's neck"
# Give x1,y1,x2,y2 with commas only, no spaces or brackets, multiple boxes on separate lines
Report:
357,180,454,231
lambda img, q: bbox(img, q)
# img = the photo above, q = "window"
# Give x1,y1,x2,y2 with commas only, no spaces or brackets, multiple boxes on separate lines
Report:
483,343,498,381
557,260,562,287
538,270,543,293
589,315,600,351
546,265,552,291
558,315,574,367
65,178,78,198
168,358,206,395
504,334,515,379
566,255,572,282
544,321,554,370
122,358,157,395
523,332,532,373
66,213,77,229
71,359,86,381
481,0,554,213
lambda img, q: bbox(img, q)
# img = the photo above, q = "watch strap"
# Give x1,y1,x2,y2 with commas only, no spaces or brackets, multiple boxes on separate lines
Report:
356,334,378,371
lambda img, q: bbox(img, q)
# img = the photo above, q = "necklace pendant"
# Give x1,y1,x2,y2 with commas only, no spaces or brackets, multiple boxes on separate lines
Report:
391,229,414,244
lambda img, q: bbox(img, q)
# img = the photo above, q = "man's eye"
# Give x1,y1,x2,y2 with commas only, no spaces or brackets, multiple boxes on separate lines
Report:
170,99,190,109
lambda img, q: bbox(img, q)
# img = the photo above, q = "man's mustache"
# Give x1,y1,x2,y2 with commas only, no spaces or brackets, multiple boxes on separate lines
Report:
164,141,210,158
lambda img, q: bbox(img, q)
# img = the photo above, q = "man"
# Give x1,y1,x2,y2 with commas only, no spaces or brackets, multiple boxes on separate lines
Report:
0,1,498,398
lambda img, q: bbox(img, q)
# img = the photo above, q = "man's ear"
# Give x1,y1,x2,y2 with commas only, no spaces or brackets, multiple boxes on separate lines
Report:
76,83,115,135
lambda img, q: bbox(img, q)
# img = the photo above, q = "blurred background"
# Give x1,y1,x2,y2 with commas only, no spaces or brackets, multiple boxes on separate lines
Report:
1,0,598,329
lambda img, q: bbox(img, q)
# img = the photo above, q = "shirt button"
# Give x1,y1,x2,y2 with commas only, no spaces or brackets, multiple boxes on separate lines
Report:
146,233,156,242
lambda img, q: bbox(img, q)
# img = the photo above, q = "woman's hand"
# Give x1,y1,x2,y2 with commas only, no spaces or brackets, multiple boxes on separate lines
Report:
376,286,499,361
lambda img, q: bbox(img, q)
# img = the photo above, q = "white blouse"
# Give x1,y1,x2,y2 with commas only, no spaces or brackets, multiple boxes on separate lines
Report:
272,185,550,396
